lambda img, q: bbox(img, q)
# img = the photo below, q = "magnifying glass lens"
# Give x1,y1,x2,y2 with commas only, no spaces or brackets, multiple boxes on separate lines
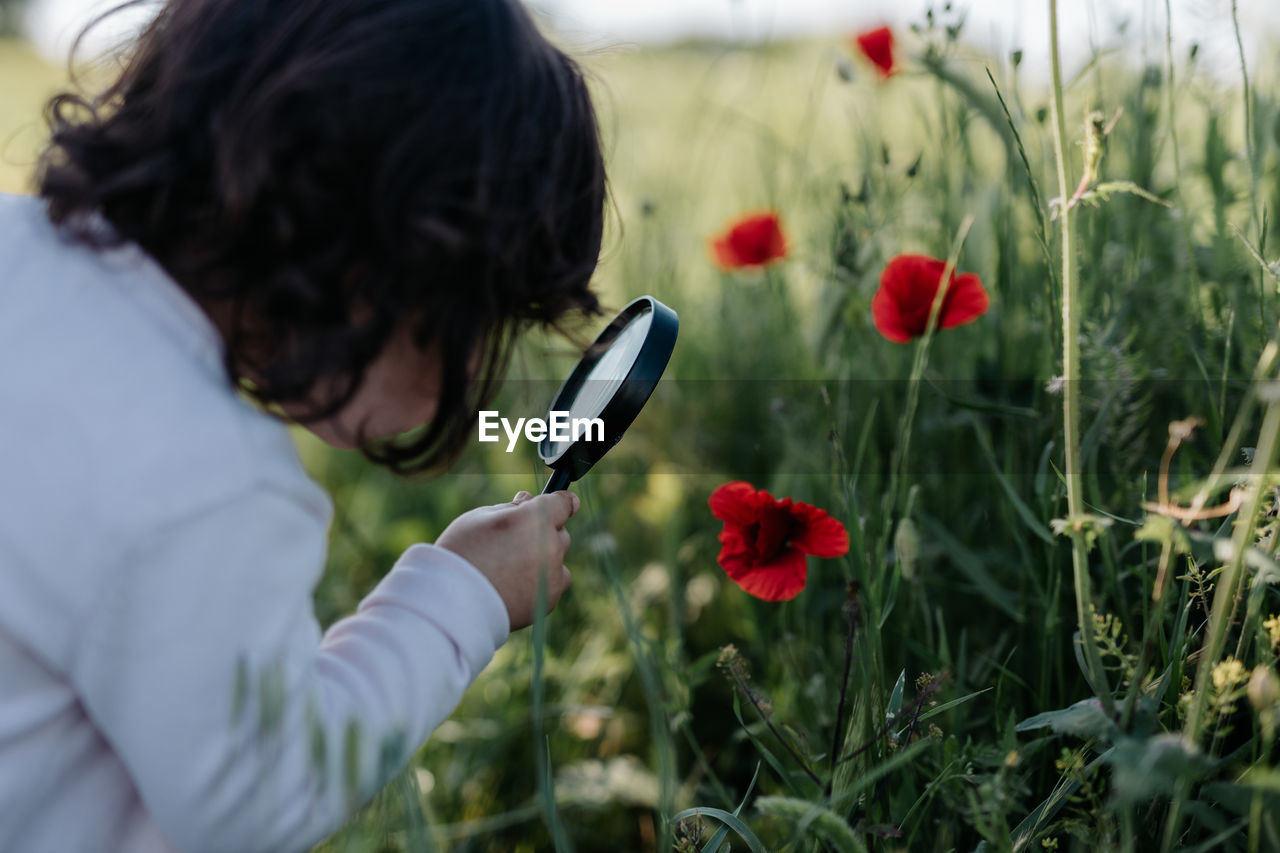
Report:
538,295,677,493
544,308,653,459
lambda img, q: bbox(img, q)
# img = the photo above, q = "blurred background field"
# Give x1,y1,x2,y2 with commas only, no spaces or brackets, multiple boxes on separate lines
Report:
6,2,1280,851
0,38,63,193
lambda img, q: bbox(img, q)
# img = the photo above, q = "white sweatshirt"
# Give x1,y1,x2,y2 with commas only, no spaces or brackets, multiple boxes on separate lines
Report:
0,192,511,852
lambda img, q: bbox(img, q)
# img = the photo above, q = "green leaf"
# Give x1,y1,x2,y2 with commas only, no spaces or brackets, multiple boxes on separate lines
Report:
670,807,768,853
1209,537,1280,586
702,762,761,853
1089,180,1174,208
879,556,902,629
831,739,931,814
1133,515,1190,554
916,687,993,723
887,670,907,723
1015,698,1118,740
1105,734,1207,806
1007,747,1114,851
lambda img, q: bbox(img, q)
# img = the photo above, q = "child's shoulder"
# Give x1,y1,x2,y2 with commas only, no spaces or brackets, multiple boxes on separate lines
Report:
0,192,329,530
0,193,332,664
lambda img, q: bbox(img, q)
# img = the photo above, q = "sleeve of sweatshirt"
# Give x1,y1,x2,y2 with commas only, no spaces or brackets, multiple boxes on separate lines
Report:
67,482,510,853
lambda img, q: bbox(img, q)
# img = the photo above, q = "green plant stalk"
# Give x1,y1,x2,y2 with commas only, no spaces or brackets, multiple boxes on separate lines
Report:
583,485,678,848
1163,399,1280,850
879,214,974,772
1120,536,1173,729
1047,0,1115,717
827,586,859,797
1232,571,1266,665
891,214,975,515
1191,402,1280,719
1231,0,1257,219
1229,0,1265,337
530,545,575,852
1164,0,1199,299
984,66,1061,357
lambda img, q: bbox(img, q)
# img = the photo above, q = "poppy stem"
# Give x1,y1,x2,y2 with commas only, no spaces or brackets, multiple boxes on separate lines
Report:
891,216,974,516
1047,0,1116,718
826,583,860,798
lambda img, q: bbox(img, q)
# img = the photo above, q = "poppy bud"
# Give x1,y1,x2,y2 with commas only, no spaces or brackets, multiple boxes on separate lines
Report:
1249,666,1279,712
835,55,854,83
1250,666,1280,741
894,517,921,581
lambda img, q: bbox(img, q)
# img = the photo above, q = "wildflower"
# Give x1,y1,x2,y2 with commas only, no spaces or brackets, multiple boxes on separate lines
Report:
1264,614,1280,652
708,211,787,270
715,643,749,682
1212,657,1248,692
871,254,989,343
852,26,895,79
716,644,774,714
708,481,849,601
1054,748,1084,776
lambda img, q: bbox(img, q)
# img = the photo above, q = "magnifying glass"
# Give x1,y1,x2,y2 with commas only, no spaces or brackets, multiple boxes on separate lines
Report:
539,295,678,494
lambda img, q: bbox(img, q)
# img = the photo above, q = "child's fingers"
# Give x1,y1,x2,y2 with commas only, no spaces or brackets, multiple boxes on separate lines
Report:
525,490,578,529
511,490,533,505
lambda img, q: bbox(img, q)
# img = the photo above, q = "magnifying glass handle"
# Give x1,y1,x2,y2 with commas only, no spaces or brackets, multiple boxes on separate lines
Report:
542,468,573,495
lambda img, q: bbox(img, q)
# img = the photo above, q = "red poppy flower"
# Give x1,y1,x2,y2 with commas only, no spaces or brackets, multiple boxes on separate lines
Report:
853,26,895,79
709,481,849,602
709,211,788,270
871,254,989,343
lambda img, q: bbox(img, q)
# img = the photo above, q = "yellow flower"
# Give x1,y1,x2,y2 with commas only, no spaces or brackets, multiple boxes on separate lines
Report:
1263,614,1280,652
1212,657,1248,692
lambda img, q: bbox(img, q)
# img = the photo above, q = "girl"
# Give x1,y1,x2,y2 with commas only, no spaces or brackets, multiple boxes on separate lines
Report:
0,0,604,849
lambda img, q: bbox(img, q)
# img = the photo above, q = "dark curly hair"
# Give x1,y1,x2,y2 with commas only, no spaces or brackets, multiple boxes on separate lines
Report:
37,0,607,473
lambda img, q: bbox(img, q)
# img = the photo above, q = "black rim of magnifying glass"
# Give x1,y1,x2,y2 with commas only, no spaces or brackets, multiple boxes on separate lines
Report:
539,295,678,492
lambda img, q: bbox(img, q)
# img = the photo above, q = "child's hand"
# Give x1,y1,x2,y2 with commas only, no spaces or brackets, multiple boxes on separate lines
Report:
436,490,579,631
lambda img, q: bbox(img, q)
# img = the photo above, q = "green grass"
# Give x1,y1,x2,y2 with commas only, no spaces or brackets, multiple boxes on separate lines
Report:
7,9,1280,851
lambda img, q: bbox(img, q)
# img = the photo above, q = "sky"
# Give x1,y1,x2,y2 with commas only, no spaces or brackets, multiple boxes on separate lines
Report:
22,0,1277,82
